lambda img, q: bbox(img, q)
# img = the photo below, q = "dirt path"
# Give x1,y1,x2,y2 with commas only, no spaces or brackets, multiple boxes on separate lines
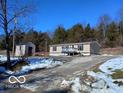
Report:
2,55,119,93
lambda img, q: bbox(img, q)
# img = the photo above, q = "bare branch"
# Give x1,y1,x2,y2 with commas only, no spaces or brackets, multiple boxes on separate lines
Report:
7,6,30,24
0,14,4,24
0,13,3,17
8,29,13,36
0,19,3,24
0,15,3,21
0,23,3,28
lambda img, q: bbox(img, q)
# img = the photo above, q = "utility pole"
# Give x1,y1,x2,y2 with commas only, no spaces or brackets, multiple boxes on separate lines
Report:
12,17,17,57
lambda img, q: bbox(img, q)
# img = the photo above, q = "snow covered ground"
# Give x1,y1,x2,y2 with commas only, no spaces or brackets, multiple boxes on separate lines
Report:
85,57,123,93
0,55,63,75
0,55,18,64
0,55,123,93
20,57,63,74
99,56,123,74
61,56,123,93
87,71,123,93
87,57,123,93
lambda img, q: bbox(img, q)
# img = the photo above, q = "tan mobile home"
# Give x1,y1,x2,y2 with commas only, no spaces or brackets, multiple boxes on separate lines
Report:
49,41,100,56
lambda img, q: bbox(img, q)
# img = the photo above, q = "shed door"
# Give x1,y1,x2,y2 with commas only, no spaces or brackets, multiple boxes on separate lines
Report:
28,47,33,56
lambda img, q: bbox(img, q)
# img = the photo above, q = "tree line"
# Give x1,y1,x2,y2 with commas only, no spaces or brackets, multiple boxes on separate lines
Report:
52,15,122,48
0,15,123,52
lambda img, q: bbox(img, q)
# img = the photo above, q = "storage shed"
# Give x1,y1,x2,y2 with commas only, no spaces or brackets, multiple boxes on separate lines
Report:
15,42,35,56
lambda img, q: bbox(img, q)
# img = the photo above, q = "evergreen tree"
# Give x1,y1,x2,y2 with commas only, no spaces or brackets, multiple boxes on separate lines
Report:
53,26,66,44
106,22,119,47
96,23,105,43
84,24,93,41
67,24,84,43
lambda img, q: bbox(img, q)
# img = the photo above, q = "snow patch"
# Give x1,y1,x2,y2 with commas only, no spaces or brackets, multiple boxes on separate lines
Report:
61,57,123,93
0,55,18,63
87,71,123,93
0,55,63,75
99,57,123,74
20,84,39,92
20,58,63,74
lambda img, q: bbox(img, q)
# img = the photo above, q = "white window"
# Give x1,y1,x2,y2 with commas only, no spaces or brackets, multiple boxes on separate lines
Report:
78,44,83,50
72,45,74,48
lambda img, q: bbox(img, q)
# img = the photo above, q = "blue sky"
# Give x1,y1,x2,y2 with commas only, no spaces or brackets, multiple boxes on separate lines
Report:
29,0,122,32
0,0,122,34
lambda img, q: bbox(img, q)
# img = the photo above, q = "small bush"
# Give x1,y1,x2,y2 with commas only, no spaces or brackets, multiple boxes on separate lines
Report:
9,60,29,71
111,69,123,79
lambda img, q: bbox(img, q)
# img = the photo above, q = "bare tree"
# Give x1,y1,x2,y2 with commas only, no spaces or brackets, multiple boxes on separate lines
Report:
98,15,111,39
0,0,34,68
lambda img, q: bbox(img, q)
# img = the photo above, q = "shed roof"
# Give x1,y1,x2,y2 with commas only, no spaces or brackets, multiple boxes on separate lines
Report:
16,42,35,46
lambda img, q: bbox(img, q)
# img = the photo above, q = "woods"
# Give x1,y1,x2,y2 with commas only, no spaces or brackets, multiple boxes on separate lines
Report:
0,16,122,53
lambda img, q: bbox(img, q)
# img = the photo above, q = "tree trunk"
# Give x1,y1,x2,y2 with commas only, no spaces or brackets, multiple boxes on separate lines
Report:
5,27,11,69
6,36,10,68
2,0,11,69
